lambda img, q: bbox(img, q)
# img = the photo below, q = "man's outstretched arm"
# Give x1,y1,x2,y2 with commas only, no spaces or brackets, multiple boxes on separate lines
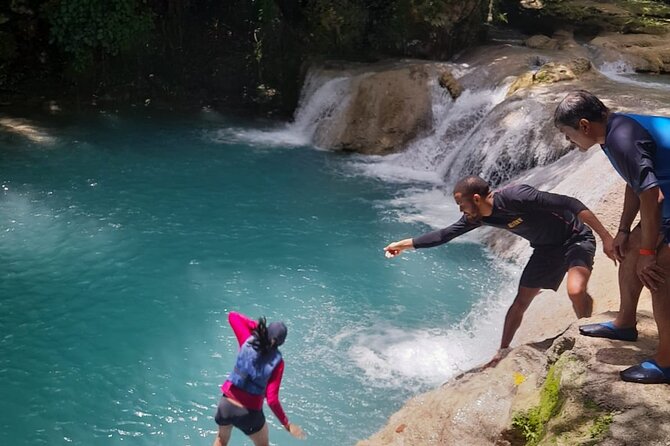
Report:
384,215,480,257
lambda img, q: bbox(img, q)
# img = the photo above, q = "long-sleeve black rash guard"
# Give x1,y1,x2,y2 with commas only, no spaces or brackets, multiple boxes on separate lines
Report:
412,184,591,249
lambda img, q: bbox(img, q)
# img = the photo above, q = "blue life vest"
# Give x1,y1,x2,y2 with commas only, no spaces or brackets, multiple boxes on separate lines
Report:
228,336,282,395
625,114,670,218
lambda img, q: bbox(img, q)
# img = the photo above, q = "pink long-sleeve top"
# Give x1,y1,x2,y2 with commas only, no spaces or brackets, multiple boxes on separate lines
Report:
221,312,289,427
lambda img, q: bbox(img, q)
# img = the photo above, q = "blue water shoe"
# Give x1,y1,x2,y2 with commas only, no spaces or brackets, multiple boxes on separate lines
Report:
620,360,670,384
579,321,638,341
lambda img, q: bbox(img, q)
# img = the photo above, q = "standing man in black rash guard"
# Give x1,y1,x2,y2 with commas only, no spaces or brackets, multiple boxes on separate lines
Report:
384,175,616,367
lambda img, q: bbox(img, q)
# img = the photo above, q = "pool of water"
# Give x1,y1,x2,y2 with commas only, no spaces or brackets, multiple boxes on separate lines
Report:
0,109,512,445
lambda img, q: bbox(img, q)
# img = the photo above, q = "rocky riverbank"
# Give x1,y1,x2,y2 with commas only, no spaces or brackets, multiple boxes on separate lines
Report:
357,182,670,446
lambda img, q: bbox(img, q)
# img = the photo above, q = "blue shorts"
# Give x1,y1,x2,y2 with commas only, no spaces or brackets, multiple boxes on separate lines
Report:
663,218,670,245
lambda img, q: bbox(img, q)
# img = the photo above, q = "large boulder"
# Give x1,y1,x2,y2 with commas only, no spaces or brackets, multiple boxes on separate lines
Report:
314,64,435,155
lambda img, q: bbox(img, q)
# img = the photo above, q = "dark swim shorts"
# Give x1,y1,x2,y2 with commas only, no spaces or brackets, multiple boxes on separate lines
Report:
214,396,266,435
519,233,596,291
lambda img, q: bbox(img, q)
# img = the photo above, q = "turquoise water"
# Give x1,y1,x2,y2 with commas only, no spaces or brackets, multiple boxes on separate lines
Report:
0,110,510,446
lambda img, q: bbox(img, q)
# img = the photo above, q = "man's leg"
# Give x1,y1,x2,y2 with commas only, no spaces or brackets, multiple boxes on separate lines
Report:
619,243,670,383
213,425,233,446
652,243,670,367
614,226,644,328
566,265,593,318
500,286,542,349
581,227,642,340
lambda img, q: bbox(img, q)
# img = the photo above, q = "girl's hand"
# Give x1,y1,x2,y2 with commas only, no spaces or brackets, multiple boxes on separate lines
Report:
287,423,306,439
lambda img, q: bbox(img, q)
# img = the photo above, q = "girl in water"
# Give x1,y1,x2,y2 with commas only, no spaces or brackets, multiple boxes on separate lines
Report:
213,312,305,446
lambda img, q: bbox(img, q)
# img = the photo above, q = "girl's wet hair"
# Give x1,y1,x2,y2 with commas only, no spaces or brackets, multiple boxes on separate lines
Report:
250,317,274,355
554,90,609,129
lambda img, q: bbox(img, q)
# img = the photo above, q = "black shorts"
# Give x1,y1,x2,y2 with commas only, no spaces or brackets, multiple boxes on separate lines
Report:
214,396,266,435
519,233,596,291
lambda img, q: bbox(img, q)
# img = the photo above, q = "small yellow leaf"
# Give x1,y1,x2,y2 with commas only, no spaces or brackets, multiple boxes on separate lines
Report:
513,372,526,386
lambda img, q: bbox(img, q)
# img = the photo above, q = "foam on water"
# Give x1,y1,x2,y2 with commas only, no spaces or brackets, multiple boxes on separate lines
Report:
332,267,519,388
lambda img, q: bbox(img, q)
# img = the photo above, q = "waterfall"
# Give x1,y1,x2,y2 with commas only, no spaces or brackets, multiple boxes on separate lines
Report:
292,65,573,190
288,62,625,252
290,69,354,144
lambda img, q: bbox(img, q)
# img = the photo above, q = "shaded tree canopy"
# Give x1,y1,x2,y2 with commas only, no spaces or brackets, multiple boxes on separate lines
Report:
0,0,491,114
3,1,669,115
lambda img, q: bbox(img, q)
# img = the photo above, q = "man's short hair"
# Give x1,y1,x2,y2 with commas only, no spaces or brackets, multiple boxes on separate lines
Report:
453,175,490,198
554,90,609,129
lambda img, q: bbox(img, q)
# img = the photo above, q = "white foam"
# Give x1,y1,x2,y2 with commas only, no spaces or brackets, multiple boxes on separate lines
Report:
338,277,519,388
207,126,310,148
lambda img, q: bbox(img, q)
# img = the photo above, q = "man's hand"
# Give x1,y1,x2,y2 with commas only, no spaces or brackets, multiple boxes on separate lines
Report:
482,348,511,370
383,239,414,258
613,231,629,262
602,234,617,265
637,254,665,291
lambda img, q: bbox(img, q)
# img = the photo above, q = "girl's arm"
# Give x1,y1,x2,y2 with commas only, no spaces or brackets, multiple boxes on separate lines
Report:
265,360,289,428
228,312,257,346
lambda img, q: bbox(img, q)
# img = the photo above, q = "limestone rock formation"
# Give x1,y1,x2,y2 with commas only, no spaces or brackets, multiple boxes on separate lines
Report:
314,64,435,155
589,33,670,74
357,312,670,446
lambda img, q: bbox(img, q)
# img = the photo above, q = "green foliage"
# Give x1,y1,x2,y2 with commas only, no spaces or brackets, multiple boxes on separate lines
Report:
306,0,368,52
410,0,454,27
511,362,564,445
44,0,153,71
0,31,18,61
589,413,613,440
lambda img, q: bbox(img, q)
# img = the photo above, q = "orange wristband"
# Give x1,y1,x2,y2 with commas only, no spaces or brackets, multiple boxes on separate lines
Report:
639,248,656,256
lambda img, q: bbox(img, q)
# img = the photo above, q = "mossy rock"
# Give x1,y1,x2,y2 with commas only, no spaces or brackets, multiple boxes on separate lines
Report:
499,355,615,446
506,58,590,96
438,69,462,99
